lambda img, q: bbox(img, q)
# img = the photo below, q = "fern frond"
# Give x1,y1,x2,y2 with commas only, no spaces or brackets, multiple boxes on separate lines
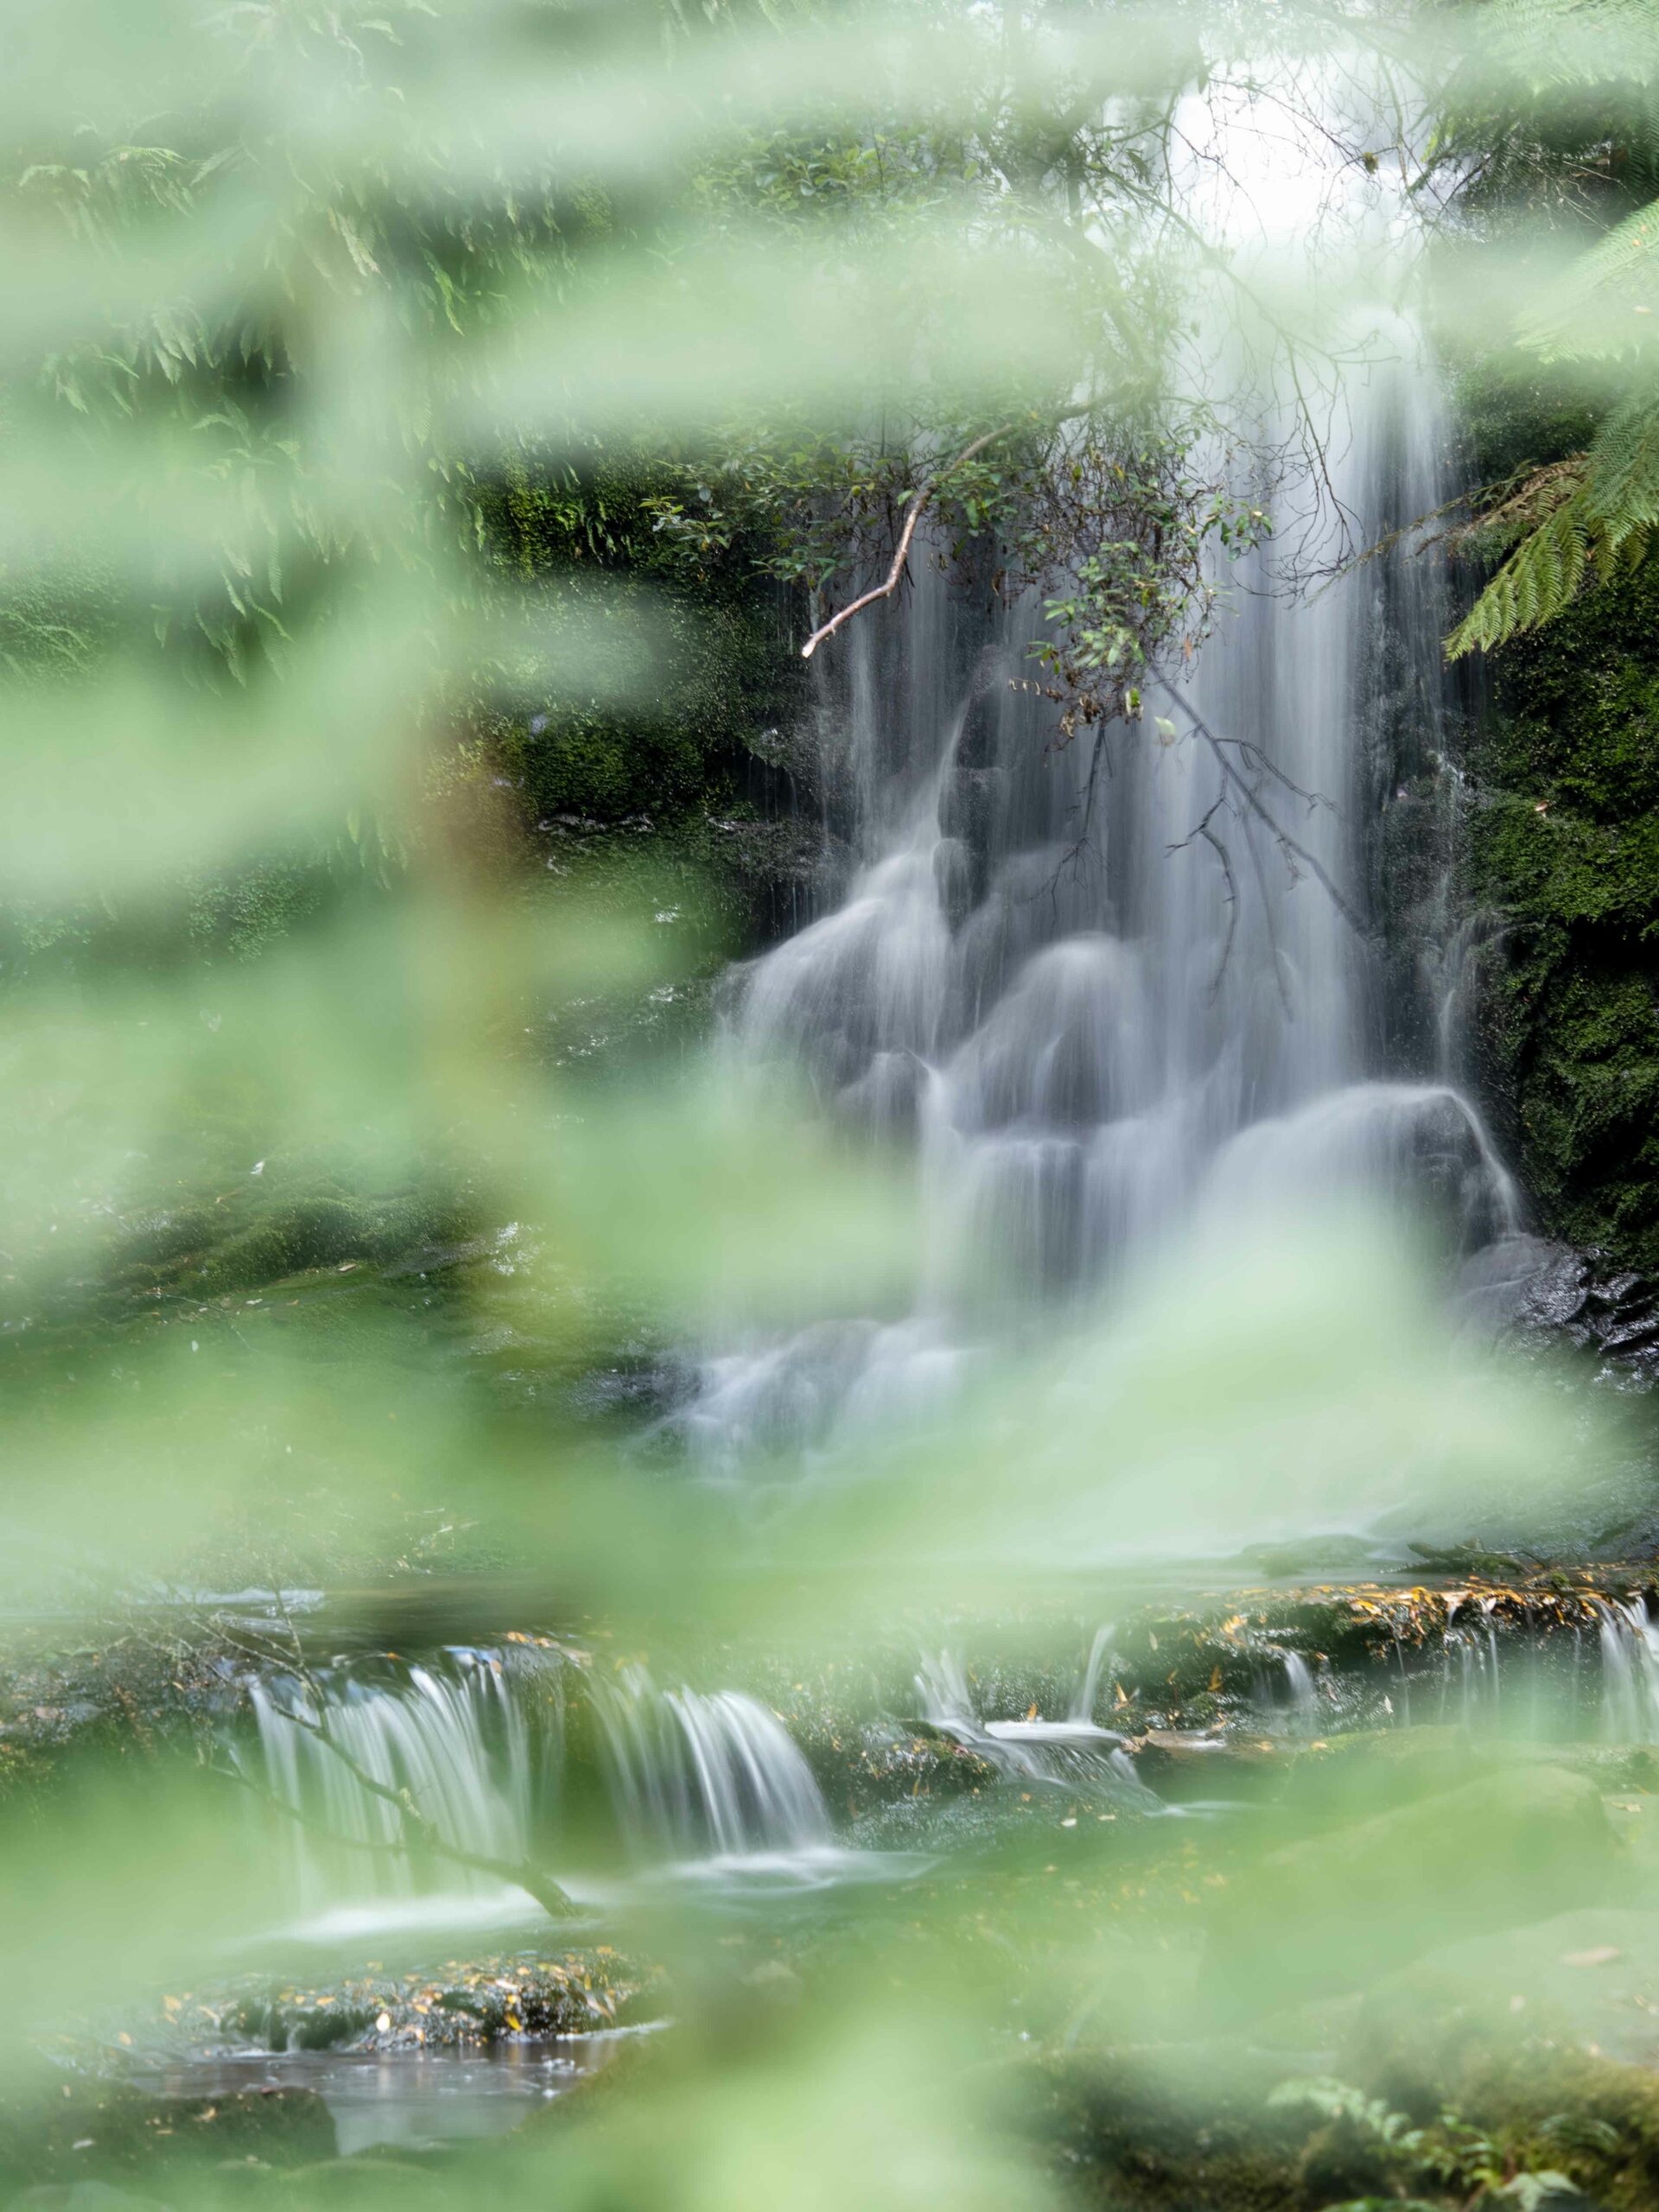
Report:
1446,484,1592,658
1580,391,1659,537
1522,198,1659,361
1482,0,1659,99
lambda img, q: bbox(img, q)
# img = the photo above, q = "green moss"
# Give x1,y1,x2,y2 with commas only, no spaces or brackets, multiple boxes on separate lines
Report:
1466,550,1659,1271
474,448,802,845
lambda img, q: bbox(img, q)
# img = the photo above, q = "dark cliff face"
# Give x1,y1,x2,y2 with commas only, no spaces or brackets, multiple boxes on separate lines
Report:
1331,353,1659,1381
1464,564,1659,1279
1443,370,1659,1284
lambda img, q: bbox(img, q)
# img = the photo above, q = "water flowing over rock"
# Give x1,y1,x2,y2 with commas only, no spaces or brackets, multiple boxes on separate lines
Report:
588,1667,830,1863
238,1651,832,1928
675,96,1525,1473
913,1649,1161,1809
1595,1595,1659,1742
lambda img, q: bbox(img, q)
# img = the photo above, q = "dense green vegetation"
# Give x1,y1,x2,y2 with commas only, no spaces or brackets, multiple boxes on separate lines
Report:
1437,10,1659,1273
1465,543,1659,1270
7,8,1659,2212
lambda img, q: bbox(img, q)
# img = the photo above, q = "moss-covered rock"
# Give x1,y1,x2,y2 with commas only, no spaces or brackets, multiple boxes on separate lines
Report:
1454,373,1659,1274
207,1948,657,2056
1201,1763,1615,2016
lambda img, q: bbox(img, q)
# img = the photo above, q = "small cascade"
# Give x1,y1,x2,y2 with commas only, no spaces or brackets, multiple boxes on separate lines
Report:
588,1667,830,1863
1440,1619,1504,1729
1250,1648,1320,1734
1198,1084,1520,1255
1281,1652,1317,1719
1070,1625,1116,1723
914,1652,1160,1808
1595,1596,1659,1742
241,1649,832,1922
242,1651,539,1918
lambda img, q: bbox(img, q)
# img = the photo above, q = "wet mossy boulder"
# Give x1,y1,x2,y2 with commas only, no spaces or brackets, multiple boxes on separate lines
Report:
1031,2044,1325,2212
1344,1941,1659,2212
1202,1762,1614,2015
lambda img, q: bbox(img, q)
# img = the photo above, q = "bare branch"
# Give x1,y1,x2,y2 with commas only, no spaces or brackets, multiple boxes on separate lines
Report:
209,1600,577,1923
260,1689,577,1920
1167,789,1237,1000
1153,683,1364,935
800,425,1013,660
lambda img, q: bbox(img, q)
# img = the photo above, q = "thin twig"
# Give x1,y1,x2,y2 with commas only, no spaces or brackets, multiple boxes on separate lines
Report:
800,425,1013,659
1237,804,1294,1019
262,1693,576,1918
1154,684,1364,934
1167,790,1237,999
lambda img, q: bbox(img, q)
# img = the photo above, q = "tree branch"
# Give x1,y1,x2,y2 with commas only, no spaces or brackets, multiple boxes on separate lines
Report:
1153,683,1364,935
259,1690,577,1921
1167,789,1237,1000
800,424,1013,659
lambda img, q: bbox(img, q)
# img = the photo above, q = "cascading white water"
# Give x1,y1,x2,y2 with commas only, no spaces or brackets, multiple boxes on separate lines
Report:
1248,1647,1320,1733
1070,1624,1116,1724
914,1649,1160,1808
588,1666,830,1864
1595,1596,1659,1742
677,77,1522,1471
241,1650,830,1923
244,1651,537,1921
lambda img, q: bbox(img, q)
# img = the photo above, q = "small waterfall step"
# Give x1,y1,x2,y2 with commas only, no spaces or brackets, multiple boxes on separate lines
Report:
237,1648,839,1929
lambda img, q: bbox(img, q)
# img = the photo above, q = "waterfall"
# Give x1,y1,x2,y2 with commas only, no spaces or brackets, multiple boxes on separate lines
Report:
240,1651,830,1923
1595,1597,1659,1742
1070,1625,1116,1724
914,1651,1160,1808
1250,1649,1320,1733
588,1667,830,1864
244,1651,537,1921
675,82,1520,1473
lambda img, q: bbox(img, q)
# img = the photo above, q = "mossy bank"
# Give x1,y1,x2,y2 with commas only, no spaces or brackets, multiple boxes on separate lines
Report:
1456,372,1659,1278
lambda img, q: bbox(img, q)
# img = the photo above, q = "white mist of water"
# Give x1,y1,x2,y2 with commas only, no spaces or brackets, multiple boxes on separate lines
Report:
676,80,1520,1474
590,1666,830,1864
913,1650,1159,1808
1596,1596,1659,1743
241,1652,832,1925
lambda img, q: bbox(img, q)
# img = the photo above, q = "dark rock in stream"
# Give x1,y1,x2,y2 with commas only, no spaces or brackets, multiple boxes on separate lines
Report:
96,1949,658,2069
1461,1233,1659,1386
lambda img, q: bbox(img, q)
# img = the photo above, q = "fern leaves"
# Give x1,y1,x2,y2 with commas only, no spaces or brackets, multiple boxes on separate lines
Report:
1443,0,1659,659
1521,199,1659,362
1446,479,1592,658
1446,397,1659,659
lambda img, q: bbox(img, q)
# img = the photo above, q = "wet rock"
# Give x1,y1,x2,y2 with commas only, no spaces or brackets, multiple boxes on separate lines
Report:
1354,1906,1659,2080
1128,1731,1286,1801
199,1949,652,2057
1273,1725,1511,1822
931,836,976,929
937,766,1004,852
1468,1235,1659,1384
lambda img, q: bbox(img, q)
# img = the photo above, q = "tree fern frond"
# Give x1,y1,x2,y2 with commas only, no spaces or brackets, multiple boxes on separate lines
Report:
1481,0,1659,99
1581,391,1659,535
1446,485,1591,658
1522,198,1659,360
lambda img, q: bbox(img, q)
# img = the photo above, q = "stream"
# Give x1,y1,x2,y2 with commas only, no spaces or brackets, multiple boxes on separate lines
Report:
51,56,1659,2184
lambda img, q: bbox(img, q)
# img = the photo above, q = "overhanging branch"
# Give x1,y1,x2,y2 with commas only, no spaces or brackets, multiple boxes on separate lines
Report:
800,424,1013,660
